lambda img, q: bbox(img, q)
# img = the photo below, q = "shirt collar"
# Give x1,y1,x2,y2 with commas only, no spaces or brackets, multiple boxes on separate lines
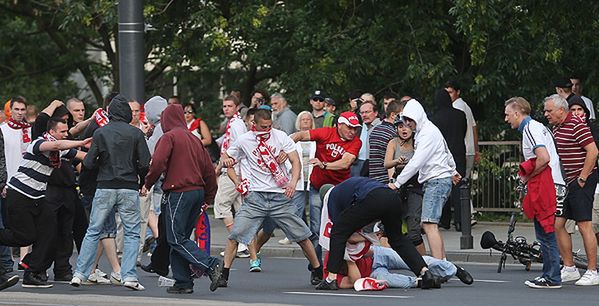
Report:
518,116,532,133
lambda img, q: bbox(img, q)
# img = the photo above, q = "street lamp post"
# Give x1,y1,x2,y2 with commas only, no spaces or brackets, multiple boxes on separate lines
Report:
118,0,144,103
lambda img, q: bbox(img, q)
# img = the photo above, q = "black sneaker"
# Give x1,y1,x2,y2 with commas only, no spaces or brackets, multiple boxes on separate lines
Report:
166,286,193,294
141,264,168,277
0,269,19,291
315,278,339,290
22,272,53,288
525,277,561,289
454,265,474,285
419,270,442,289
54,273,74,283
216,277,228,288
310,266,323,285
207,260,223,292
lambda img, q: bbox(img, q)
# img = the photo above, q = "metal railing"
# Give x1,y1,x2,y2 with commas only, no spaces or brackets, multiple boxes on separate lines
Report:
471,141,522,212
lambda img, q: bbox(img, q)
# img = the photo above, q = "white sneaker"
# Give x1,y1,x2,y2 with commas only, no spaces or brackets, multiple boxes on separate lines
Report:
110,271,122,285
575,270,599,286
70,276,82,287
561,266,581,282
85,270,111,285
95,269,108,278
124,281,145,291
278,237,292,245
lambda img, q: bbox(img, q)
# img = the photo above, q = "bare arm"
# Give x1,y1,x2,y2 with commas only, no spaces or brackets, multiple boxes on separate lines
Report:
284,151,301,198
74,151,87,161
291,130,311,142
311,152,356,171
199,120,213,146
41,100,64,117
579,142,599,185
38,138,91,152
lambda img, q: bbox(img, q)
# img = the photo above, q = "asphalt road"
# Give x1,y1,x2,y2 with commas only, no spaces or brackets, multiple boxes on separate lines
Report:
1,256,598,306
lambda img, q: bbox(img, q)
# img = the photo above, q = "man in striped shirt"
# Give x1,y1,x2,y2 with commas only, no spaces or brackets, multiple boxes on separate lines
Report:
0,117,88,290
544,94,599,286
368,100,401,183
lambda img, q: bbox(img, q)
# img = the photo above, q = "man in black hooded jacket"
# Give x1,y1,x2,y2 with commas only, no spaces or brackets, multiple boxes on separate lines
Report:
71,94,151,291
430,89,467,231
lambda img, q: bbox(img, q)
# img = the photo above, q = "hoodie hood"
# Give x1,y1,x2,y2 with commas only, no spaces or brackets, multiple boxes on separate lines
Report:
434,89,453,109
402,99,429,133
107,94,132,123
161,104,187,133
567,95,590,123
144,96,168,125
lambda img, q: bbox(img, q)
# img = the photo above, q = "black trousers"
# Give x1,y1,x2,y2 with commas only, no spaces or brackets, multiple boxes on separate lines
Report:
150,197,170,273
0,189,56,273
72,194,89,253
327,188,426,275
45,185,77,275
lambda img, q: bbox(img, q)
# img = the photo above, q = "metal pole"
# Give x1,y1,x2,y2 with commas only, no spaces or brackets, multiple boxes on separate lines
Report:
460,178,474,249
118,0,145,103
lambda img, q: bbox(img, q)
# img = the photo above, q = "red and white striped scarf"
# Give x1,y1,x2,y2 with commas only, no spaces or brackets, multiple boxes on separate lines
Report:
253,127,289,187
7,118,31,144
95,108,109,127
221,113,241,155
42,132,61,168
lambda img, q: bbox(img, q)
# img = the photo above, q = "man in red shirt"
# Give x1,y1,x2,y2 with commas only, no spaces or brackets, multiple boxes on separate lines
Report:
291,111,361,283
544,94,599,286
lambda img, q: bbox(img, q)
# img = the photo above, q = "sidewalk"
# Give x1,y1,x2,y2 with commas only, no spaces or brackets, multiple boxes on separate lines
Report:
207,214,589,264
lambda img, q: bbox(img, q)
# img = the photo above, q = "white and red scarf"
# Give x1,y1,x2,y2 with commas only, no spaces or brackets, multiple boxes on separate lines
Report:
42,132,61,168
7,118,31,144
95,108,110,127
253,126,289,187
221,113,241,155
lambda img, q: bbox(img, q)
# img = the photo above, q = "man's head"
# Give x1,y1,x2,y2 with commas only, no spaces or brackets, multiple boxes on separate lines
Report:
553,78,573,98
383,93,396,113
222,95,241,118
359,101,378,125
66,98,85,123
543,94,569,126
504,97,531,129
324,98,336,114
570,76,584,96
444,80,461,102
10,96,27,122
244,107,257,130
385,100,402,123
47,117,68,140
336,111,360,141
310,90,326,112
270,93,288,112
253,109,273,131
168,96,181,105
567,95,590,122
129,100,141,125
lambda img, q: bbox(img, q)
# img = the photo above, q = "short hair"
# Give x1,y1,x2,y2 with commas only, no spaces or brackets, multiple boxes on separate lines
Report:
570,74,583,82
348,89,362,100
444,80,461,91
360,100,377,112
252,89,269,98
183,103,196,114
253,109,272,122
383,92,397,100
504,97,532,115
245,107,257,119
223,94,240,106
103,92,119,109
360,93,376,104
47,117,67,131
66,97,83,109
10,96,27,108
386,101,402,117
544,94,568,111
270,93,287,104
295,111,315,131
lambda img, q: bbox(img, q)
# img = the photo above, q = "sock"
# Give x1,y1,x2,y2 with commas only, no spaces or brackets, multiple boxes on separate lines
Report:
565,266,577,272
223,268,230,280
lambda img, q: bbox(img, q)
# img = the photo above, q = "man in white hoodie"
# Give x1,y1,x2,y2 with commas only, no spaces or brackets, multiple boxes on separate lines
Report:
388,99,460,259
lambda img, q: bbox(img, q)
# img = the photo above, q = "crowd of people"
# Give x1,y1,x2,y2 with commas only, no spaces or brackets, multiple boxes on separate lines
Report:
0,75,596,293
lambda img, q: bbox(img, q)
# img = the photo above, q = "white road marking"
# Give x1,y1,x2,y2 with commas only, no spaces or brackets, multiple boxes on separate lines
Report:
284,291,414,298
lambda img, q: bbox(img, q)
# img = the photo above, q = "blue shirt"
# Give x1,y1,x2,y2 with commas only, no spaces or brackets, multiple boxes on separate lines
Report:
327,177,387,223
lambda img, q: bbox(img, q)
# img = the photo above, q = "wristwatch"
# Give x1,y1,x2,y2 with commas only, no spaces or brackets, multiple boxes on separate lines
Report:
322,162,328,169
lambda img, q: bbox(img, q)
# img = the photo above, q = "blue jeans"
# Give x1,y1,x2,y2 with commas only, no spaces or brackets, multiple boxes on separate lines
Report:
370,246,456,288
74,189,141,282
0,197,14,270
81,193,117,239
261,190,307,234
164,190,217,289
422,177,452,223
534,219,561,284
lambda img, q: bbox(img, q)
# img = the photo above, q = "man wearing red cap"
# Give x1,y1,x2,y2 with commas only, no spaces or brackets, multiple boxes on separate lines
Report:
291,111,361,284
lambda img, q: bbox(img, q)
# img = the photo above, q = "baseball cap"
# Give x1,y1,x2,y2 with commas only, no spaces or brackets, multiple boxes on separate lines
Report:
337,111,361,127
319,184,334,201
354,277,388,291
553,77,573,88
324,97,336,106
311,90,325,101
393,115,405,126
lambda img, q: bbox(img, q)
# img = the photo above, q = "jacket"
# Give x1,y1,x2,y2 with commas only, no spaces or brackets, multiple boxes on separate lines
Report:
144,104,218,204
83,94,151,190
394,99,457,187
145,96,168,155
430,89,467,176
519,158,556,233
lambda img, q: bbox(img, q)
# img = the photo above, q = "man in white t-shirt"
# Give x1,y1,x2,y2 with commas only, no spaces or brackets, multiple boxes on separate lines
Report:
215,109,322,288
570,76,595,120
504,97,564,289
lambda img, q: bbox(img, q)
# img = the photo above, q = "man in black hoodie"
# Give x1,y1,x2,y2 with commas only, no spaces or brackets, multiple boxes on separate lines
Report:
71,94,151,291
430,89,467,231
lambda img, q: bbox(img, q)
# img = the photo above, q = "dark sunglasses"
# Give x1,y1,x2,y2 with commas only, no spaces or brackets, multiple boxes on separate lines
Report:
184,111,194,114
312,97,324,102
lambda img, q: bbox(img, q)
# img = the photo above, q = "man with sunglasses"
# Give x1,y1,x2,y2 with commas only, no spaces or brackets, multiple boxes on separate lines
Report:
310,90,334,129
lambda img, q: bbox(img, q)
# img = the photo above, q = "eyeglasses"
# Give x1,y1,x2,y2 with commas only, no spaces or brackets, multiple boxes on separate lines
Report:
312,98,324,102
184,111,194,114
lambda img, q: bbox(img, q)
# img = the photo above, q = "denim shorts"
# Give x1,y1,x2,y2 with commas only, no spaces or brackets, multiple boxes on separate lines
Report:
229,191,312,245
421,177,452,224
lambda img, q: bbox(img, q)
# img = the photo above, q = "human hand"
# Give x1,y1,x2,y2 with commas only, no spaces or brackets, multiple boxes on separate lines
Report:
140,185,148,196
283,184,296,198
452,174,462,185
387,182,398,190
82,137,92,149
